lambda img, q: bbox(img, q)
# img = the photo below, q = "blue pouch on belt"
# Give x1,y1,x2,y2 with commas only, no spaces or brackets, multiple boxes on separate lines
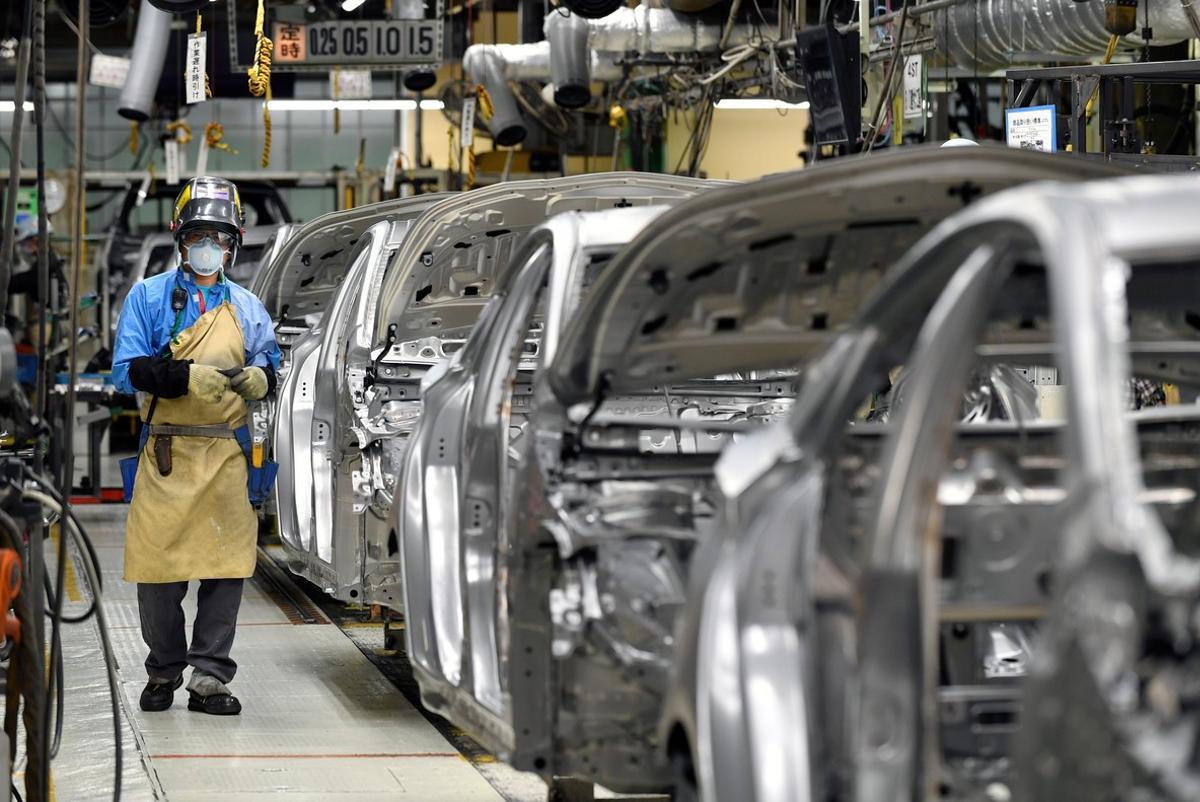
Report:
120,425,152,503
234,425,278,506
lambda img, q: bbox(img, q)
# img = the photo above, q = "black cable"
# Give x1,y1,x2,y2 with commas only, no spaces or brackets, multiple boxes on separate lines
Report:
43,568,98,623
22,470,104,597
43,475,67,764
21,488,121,802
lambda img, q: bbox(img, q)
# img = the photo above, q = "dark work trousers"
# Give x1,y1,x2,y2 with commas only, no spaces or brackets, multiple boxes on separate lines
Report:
137,578,245,684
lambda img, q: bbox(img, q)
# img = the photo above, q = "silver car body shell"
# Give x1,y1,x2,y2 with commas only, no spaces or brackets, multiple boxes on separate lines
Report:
398,147,1126,792
397,204,692,766
278,174,716,603
679,172,1200,802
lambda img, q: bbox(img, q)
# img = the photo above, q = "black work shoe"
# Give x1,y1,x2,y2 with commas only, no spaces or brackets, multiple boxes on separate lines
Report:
187,690,242,716
139,676,183,712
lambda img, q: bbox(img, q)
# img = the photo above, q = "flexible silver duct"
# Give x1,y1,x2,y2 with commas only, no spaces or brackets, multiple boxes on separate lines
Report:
546,11,593,109
938,0,1193,69
118,0,172,121
584,6,757,53
463,42,622,142
462,46,529,146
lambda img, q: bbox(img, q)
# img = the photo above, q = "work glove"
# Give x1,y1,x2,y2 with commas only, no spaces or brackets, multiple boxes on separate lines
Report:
187,364,229,404
230,366,269,401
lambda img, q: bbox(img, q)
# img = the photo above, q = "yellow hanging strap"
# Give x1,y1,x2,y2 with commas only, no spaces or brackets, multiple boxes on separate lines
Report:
197,12,213,98
246,0,273,167
205,122,238,155
475,84,495,122
1085,35,1120,119
165,119,193,144
333,67,341,135
464,86,493,190
130,122,139,157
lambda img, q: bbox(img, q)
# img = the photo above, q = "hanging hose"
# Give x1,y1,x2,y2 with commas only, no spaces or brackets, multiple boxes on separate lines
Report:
246,0,273,167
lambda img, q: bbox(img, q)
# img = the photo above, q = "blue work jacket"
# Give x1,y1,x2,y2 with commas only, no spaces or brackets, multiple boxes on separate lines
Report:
113,269,281,395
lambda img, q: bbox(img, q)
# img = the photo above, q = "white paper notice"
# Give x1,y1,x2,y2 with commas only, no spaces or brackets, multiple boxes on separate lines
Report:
1005,105,1056,153
384,147,400,193
165,140,181,185
186,33,207,105
195,138,210,178
331,69,373,100
89,54,130,89
902,55,923,119
460,96,476,149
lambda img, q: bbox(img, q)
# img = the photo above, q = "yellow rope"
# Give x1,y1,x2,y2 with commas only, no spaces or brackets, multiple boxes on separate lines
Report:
197,12,213,98
246,0,273,167
205,122,238,155
165,119,193,144
130,122,138,156
333,66,343,134
475,84,494,121
1085,35,1120,119
465,146,476,190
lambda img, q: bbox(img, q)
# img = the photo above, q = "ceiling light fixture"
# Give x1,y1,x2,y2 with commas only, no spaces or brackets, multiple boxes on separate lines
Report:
341,0,368,10
266,99,445,111
714,99,810,110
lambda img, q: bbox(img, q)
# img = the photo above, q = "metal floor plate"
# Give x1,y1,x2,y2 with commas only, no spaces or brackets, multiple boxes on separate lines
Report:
50,505,503,801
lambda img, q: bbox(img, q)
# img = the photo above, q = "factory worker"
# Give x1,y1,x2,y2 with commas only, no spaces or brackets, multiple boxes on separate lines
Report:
112,176,281,716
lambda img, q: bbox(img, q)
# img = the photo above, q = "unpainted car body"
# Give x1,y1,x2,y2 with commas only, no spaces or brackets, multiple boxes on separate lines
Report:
398,146,1135,793
275,174,716,605
667,171,1200,802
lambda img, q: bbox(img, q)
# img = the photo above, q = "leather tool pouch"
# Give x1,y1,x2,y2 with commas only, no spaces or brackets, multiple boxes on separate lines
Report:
154,435,173,476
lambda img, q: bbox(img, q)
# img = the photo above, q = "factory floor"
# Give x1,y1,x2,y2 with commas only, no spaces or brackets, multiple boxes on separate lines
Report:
43,504,508,801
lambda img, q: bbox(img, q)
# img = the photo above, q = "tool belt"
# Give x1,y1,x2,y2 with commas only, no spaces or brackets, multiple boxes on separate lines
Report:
120,420,278,507
145,423,238,476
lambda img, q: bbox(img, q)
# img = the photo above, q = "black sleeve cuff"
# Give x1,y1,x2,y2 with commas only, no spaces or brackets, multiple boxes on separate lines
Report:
129,356,190,398
263,364,278,397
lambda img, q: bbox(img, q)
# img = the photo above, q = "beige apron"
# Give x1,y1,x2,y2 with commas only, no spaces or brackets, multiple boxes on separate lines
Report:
124,302,257,583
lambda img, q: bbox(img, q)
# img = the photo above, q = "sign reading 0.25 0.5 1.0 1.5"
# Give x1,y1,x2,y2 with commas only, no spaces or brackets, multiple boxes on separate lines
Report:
273,20,439,66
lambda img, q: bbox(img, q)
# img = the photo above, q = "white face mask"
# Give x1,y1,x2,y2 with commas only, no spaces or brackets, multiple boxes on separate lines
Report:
187,240,226,276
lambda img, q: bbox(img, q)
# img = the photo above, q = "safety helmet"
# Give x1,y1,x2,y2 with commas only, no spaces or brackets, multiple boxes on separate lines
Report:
170,176,245,246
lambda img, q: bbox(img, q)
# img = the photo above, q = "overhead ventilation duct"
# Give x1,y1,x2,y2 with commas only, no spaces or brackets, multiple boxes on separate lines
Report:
463,46,535,146
545,11,592,109
463,42,621,142
584,6,756,53
147,0,209,12
559,0,626,21
118,0,173,122
537,7,757,110
938,0,1195,69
